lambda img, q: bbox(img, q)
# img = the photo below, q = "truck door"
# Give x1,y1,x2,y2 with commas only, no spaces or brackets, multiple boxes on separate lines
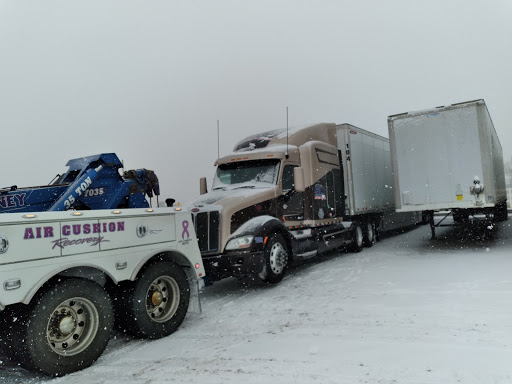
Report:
280,164,304,222
312,169,344,220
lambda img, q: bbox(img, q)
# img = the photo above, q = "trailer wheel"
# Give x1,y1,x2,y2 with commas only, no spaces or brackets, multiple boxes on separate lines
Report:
15,278,113,376
116,261,190,339
258,234,288,284
350,224,363,253
364,222,375,247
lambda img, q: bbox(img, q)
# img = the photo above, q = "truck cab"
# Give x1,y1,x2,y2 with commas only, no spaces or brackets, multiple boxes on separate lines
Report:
187,123,353,283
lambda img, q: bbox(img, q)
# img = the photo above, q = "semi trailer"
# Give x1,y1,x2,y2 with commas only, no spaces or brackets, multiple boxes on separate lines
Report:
388,99,507,238
187,123,420,283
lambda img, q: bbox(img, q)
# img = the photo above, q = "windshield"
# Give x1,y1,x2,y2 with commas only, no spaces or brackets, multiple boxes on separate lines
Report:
212,159,280,190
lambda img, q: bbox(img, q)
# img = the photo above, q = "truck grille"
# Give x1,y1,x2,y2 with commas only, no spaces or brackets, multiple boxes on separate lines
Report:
191,211,220,253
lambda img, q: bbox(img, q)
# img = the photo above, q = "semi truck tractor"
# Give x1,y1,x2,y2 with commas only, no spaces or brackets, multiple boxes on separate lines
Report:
388,99,507,239
187,123,420,283
0,207,205,376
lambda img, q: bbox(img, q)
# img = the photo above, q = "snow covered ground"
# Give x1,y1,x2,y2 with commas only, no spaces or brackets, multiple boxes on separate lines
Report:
3,217,512,384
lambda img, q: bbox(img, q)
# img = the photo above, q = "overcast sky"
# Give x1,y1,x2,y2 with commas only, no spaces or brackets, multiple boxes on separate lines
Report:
1,0,511,204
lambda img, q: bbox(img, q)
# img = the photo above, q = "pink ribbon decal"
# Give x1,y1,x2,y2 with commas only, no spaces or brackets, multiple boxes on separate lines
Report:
182,220,190,239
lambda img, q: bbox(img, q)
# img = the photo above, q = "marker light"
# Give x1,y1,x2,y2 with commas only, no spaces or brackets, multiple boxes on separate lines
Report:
22,214,37,219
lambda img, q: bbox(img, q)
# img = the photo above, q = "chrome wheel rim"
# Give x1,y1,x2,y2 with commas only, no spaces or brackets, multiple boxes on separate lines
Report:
46,297,99,356
367,223,374,243
355,226,363,247
146,276,180,323
269,241,287,274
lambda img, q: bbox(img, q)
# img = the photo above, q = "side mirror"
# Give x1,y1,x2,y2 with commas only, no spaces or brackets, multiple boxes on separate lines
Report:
200,177,208,195
293,167,305,193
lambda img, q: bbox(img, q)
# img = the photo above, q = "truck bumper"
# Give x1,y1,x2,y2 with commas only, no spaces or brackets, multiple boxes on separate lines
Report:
202,251,265,280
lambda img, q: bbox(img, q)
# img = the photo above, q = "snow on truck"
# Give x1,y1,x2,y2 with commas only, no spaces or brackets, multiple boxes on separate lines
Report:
188,123,421,284
0,207,205,376
388,99,507,239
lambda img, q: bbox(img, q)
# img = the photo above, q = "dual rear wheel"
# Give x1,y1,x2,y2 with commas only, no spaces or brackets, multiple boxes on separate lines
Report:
351,221,376,252
6,260,190,376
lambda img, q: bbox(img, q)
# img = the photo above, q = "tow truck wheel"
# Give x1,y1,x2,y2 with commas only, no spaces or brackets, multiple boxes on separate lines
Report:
116,261,190,339
16,278,113,376
258,234,288,284
350,224,364,253
364,222,375,247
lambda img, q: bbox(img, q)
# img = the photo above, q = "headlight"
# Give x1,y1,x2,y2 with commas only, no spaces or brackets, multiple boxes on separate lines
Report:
225,235,254,250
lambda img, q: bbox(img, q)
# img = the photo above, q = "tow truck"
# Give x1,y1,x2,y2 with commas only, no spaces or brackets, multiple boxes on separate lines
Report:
0,155,206,376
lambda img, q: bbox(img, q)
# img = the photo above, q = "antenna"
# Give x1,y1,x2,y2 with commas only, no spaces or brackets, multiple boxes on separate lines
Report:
217,120,220,158
286,107,289,159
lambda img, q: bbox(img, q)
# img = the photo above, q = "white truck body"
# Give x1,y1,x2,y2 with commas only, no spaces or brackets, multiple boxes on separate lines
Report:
337,124,421,230
337,124,394,216
0,207,205,375
388,99,506,212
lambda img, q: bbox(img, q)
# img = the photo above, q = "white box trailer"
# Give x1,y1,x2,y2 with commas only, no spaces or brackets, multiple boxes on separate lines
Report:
337,124,422,232
337,124,394,216
388,99,507,237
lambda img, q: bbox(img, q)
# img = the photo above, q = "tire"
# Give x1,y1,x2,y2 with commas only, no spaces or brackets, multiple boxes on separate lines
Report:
115,261,190,339
350,224,363,253
258,234,289,284
15,278,113,376
0,305,27,363
363,222,375,248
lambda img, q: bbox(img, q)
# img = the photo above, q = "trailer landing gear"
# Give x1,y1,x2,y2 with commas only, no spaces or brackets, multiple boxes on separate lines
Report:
426,210,452,240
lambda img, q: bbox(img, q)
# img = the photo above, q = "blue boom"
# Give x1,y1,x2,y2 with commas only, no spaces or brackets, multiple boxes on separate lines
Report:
0,153,160,213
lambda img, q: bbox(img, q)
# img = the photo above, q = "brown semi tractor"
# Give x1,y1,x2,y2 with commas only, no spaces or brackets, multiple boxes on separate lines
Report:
187,123,420,283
